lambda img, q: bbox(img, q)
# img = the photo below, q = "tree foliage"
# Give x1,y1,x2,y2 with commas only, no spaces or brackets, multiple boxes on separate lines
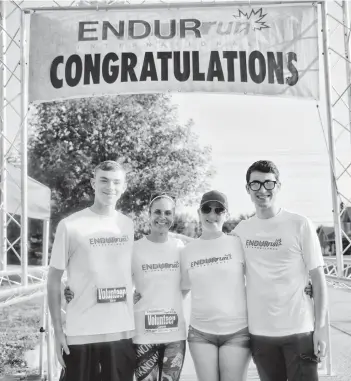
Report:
28,94,213,231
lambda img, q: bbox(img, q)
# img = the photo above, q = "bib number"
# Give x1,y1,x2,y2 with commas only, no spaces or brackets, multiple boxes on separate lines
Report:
97,287,126,303
145,309,179,333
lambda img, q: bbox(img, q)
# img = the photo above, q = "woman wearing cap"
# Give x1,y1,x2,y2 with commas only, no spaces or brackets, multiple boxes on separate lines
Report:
180,190,250,381
132,192,187,381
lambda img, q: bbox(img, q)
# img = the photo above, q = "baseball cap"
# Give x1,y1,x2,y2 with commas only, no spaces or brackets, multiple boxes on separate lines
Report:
200,190,228,210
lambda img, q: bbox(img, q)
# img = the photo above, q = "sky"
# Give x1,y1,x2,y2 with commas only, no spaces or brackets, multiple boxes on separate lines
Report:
3,0,351,228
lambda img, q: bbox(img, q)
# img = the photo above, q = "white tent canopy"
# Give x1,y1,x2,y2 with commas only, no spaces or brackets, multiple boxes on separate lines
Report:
5,163,51,220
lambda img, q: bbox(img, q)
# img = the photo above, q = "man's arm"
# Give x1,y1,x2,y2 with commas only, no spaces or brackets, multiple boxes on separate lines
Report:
47,267,70,367
310,267,328,329
310,266,328,357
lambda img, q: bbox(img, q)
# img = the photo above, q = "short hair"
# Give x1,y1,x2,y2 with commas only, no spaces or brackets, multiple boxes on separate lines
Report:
246,160,280,183
93,160,126,177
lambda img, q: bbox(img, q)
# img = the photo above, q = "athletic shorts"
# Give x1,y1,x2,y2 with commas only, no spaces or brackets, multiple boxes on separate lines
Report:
59,338,136,381
134,340,186,381
187,326,250,348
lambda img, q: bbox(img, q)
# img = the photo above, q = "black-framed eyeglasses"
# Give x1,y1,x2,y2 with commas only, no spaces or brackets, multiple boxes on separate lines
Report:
248,180,277,191
200,204,226,215
149,191,177,205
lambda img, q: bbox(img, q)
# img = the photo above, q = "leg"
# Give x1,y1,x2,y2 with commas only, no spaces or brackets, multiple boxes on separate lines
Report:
218,329,251,381
250,334,287,381
59,343,100,381
188,326,220,381
100,339,136,381
282,332,319,381
160,340,186,381
134,343,162,381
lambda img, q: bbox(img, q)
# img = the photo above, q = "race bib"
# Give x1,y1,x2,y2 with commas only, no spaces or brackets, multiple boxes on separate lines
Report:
96,287,127,303
145,308,179,333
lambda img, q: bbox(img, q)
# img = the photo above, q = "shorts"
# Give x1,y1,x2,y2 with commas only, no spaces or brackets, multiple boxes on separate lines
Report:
187,325,250,348
59,338,136,381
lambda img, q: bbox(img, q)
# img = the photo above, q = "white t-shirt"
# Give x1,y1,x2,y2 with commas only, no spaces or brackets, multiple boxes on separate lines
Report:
132,237,186,344
234,209,324,337
49,208,135,344
180,234,248,335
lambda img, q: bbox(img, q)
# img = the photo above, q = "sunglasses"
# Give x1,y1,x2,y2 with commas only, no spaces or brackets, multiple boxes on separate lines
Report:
248,180,277,191
200,204,226,215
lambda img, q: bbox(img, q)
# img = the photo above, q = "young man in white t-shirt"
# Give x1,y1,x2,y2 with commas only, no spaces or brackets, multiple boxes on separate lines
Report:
47,161,135,381
234,160,328,381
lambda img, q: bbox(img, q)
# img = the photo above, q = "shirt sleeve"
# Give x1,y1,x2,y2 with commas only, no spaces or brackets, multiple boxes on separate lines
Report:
300,218,324,271
232,236,245,266
180,248,191,291
49,220,70,270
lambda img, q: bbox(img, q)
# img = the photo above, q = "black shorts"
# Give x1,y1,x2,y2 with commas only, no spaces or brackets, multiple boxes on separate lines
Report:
59,339,136,381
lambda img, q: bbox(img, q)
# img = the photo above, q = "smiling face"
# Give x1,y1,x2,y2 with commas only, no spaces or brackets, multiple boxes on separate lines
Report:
149,197,175,234
198,201,227,233
246,171,280,211
91,168,126,207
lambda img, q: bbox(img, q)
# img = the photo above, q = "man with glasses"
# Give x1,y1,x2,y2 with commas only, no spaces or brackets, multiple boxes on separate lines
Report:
234,160,328,381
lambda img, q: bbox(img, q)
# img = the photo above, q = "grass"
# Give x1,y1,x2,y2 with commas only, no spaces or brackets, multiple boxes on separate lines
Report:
0,299,42,377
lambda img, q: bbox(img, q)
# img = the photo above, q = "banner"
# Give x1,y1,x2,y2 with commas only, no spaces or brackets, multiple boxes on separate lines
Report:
28,4,319,102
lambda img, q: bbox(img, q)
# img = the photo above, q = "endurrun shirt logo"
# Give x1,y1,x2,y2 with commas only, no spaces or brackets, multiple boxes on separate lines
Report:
145,309,179,333
89,235,129,247
190,253,232,268
96,287,126,303
142,261,180,273
245,238,282,250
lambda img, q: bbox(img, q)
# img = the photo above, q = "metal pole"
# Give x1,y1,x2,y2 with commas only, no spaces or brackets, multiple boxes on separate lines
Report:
342,0,351,143
46,309,54,381
0,0,7,271
40,220,50,378
39,296,47,379
20,10,28,286
325,311,333,375
321,1,344,278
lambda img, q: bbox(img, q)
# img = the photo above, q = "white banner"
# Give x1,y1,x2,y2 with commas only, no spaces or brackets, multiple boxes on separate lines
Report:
28,4,319,103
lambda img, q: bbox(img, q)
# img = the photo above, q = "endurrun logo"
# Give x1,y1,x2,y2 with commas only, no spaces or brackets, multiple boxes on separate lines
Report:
190,253,232,268
89,235,129,246
142,261,180,272
245,238,282,250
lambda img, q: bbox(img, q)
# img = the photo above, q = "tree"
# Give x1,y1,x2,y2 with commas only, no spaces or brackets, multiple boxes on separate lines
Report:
222,213,254,233
28,94,213,233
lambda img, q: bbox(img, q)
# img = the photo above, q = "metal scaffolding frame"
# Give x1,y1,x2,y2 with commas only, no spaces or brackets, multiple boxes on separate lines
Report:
0,0,350,379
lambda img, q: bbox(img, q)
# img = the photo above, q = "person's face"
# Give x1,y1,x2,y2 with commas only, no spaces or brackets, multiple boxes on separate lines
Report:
246,171,280,210
91,169,126,206
149,198,175,234
198,201,227,233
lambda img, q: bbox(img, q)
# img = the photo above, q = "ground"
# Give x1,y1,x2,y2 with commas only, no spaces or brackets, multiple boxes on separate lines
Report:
0,299,41,377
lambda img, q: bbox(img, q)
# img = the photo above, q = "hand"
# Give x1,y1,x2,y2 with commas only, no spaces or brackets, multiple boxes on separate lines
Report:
64,286,74,303
54,330,70,368
304,281,313,298
313,327,327,358
133,290,142,304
